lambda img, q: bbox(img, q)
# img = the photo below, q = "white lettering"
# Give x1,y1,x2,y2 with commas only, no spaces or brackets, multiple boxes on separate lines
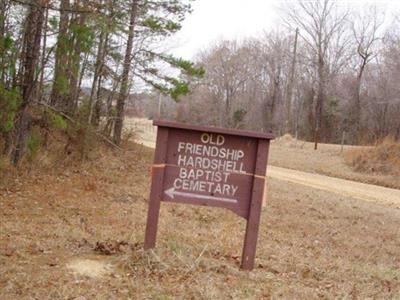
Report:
174,178,182,189
172,133,249,201
177,142,185,153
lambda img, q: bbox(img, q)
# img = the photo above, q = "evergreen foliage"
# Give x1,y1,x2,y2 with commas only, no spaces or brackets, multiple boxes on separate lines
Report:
0,85,20,133
0,0,200,163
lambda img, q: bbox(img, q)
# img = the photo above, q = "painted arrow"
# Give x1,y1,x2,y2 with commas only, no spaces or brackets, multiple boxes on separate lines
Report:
164,187,238,204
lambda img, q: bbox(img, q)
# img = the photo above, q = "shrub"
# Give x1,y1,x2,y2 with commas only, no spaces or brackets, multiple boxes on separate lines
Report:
27,131,43,161
46,109,68,130
0,84,21,133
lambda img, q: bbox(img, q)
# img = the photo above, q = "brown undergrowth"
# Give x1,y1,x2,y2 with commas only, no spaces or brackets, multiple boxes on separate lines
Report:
345,137,400,177
0,137,399,299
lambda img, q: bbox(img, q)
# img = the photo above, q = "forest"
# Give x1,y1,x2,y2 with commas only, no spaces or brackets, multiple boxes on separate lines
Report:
168,2,400,147
0,0,399,167
0,0,203,166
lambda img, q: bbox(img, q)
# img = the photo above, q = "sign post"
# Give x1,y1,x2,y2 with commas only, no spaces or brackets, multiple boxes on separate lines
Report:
144,120,274,270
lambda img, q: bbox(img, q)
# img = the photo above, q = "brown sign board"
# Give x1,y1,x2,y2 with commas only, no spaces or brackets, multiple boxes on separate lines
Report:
144,120,274,270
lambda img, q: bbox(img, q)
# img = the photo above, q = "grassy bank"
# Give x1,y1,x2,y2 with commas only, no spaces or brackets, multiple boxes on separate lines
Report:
269,136,400,189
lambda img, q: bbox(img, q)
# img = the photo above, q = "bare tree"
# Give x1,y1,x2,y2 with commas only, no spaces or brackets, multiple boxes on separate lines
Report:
198,41,251,127
350,7,383,141
50,0,70,110
283,0,349,149
284,28,298,134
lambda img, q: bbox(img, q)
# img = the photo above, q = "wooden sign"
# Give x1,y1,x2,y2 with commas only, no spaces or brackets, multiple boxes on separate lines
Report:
144,120,274,270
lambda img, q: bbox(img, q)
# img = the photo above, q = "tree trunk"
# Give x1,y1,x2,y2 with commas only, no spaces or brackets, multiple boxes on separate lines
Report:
0,0,8,84
73,51,89,113
68,2,86,115
224,86,231,126
88,28,108,124
264,67,281,132
113,0,139,145
285,28,298,134
38,4,49,103
50,0,70,110
353,56,368,143
12,1,44,165
93,73,104,126
314,53,325,150
0,1,5,39
14,30,27,90
104,66,121,137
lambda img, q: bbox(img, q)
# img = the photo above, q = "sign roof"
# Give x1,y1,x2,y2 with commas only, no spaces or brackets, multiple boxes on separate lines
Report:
153,120,275,140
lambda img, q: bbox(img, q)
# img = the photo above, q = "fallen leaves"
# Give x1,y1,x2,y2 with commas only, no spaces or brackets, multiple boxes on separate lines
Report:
94,240,130,255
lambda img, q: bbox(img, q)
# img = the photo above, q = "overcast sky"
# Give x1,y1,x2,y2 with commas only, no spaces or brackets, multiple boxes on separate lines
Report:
166,0,400,60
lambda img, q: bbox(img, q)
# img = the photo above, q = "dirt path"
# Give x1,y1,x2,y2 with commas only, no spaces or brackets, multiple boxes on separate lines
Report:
268,166,400,207
127,118,400,207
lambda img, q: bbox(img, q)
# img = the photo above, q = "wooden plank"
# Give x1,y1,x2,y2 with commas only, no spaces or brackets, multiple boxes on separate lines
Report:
153,119,275,140
144,127,169,250
161,128,258,219
240,139,270,270
262,168,268,208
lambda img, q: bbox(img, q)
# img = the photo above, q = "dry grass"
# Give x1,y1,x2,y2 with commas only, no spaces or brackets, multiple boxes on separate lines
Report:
1,142,400,299
344,137,400,177
270,135,400,189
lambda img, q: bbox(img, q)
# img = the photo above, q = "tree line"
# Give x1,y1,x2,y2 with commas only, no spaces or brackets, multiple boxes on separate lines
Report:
173,1,400,148
1,0,399,167
0,0,203,165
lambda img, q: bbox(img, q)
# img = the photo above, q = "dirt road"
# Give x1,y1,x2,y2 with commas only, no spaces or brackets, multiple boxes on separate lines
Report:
126,118,400,207
268,166,400,207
